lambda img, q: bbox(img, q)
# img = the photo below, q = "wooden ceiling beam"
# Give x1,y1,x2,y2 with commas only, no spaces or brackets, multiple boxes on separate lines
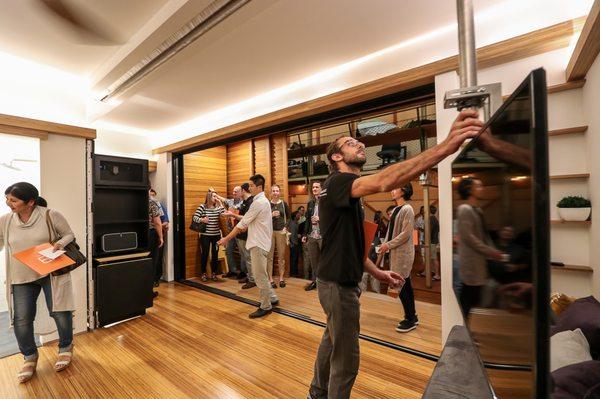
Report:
566,0,600,81
0,113,96,139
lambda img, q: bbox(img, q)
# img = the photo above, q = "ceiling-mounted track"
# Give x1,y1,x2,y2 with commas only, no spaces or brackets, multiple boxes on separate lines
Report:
100,0,251,102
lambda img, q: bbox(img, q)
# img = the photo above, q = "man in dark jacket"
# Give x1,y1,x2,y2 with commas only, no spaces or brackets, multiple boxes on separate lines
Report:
303,181,322,291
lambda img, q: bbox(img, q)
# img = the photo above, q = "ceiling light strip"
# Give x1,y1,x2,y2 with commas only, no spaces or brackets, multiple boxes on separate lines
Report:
100,0,250,102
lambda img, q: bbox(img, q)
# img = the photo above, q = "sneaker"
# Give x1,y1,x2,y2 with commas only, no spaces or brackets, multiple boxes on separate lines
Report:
271,299,280,306
249,308,272,318
241,282,256,289
201,274,208,282
238,277,248,284
395,319,418,333
304,281,317,291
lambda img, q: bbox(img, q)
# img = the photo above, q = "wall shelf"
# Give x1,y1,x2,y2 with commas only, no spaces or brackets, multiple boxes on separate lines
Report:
551,264,593,273
551,220,591,225
550,173,590,180
548,126,588,137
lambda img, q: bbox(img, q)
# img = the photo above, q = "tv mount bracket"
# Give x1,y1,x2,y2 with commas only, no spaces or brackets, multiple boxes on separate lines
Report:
444,83,502,120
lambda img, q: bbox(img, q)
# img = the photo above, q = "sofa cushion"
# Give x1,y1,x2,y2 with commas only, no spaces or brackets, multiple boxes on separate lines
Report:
552,296,600,359
550,329,592,372
552,360,600,399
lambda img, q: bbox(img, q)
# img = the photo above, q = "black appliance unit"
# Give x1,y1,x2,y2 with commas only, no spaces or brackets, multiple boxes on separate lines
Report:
450,68,550,397
93,154,153,327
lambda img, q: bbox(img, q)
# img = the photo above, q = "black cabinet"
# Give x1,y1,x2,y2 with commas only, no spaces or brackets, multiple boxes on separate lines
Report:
95,258,153,327
93,154,153,328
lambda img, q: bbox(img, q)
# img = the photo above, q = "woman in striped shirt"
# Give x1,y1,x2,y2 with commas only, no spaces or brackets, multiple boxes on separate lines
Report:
193,191,224,282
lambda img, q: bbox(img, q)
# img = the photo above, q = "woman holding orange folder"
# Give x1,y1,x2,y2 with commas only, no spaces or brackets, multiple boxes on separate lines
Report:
0,182,76,383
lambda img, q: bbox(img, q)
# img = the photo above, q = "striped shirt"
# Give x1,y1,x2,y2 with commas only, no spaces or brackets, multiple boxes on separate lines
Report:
192,204,224,236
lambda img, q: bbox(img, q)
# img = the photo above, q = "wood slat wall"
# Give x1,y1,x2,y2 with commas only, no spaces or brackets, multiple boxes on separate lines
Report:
226,139,253,195
183,146,228,278
253,136,271,190
270,133,288,200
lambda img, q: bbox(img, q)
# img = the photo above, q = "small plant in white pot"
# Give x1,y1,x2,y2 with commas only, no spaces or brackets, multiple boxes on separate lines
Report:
557,196,591,221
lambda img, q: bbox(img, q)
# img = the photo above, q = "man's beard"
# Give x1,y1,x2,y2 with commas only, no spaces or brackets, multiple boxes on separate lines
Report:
345,154,366,169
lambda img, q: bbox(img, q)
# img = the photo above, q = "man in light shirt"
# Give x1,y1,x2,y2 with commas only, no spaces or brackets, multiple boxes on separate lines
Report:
218,174,279,318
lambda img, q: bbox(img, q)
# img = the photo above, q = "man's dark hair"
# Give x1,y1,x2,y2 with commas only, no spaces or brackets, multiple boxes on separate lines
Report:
386,205,396,213
5,182,39,204
401,182,413,201
430,205,437,215
241,182,250,193
457,178,474,200
326,138,343,173
249,174,265,190
297,205,305,211
311,180,323,188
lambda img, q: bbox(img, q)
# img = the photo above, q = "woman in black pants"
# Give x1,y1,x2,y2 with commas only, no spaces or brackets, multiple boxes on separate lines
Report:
193,191,224,282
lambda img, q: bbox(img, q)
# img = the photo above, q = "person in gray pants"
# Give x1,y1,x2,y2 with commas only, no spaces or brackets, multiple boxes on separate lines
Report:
308,109,483,399
225,183,255,288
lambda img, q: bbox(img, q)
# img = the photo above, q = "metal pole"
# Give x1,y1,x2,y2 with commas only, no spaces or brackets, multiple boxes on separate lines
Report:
456,0,477,88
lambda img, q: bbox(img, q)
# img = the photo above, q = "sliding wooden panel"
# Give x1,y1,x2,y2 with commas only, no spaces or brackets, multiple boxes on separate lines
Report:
252,136,271,190
183,146,227,279
270,133,288,201
226,139,253,196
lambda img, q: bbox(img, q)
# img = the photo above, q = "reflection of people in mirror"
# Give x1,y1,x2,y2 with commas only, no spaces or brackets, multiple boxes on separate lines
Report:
456,178,506,320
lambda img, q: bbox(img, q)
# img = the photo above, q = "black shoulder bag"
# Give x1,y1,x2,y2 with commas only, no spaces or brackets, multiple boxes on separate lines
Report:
46,209,87,276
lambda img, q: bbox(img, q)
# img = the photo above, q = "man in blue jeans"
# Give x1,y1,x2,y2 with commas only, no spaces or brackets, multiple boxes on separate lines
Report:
308,109,483,399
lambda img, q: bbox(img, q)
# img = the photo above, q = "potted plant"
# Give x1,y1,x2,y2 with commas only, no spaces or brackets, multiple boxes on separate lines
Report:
557,196,591,221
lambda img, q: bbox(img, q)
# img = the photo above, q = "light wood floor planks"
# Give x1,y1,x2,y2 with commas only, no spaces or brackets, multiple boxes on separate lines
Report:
191,277,443,356
0,282,434,398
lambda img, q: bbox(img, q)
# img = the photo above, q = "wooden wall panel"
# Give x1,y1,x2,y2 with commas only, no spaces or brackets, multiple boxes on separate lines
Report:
183,146,227,279
226,139,253,196
270,133,288,201
253,137,271,190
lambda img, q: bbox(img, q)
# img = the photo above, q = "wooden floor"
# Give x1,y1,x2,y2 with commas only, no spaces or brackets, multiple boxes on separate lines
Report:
190,277,442,356
0,282,435,398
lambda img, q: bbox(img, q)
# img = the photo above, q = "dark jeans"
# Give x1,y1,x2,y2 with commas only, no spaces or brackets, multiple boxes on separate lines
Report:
12,276,73,360
200,234,220,275
459,284,482,319
399,277,417,321
226,238,239,273
306,237,322,281
309,279,361,399
290,243,300,276
149,229,164,284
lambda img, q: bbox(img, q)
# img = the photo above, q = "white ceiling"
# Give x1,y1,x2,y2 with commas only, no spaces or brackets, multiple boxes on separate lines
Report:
0,0,169,76
0,0,594,148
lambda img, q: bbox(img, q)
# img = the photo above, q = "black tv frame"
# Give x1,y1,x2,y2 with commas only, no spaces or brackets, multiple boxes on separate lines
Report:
451,68,550,398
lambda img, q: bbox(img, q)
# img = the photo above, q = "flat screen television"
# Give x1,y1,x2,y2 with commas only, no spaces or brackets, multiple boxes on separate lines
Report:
451,68,549,398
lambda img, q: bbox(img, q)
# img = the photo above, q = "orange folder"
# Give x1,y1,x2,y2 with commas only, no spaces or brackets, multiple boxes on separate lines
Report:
12,243,75,275
363,220,378,261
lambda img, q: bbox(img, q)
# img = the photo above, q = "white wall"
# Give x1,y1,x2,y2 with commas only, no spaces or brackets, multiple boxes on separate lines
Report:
94,128,155,160
151,154,174,282
436,47,593,342
40,134,88,339
583,54,600,297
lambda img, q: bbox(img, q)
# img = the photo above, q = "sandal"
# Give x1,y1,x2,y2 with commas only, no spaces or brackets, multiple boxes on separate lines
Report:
279,280,286,288
211,275,219,282
271,282,277,289
201,274,208,282
432,275,441,281
416,272,426,277
55,348,73,372
17,358,38,383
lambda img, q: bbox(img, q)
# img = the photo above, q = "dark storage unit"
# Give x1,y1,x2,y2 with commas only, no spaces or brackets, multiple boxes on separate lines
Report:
93,154,154,328
95,257,153,326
